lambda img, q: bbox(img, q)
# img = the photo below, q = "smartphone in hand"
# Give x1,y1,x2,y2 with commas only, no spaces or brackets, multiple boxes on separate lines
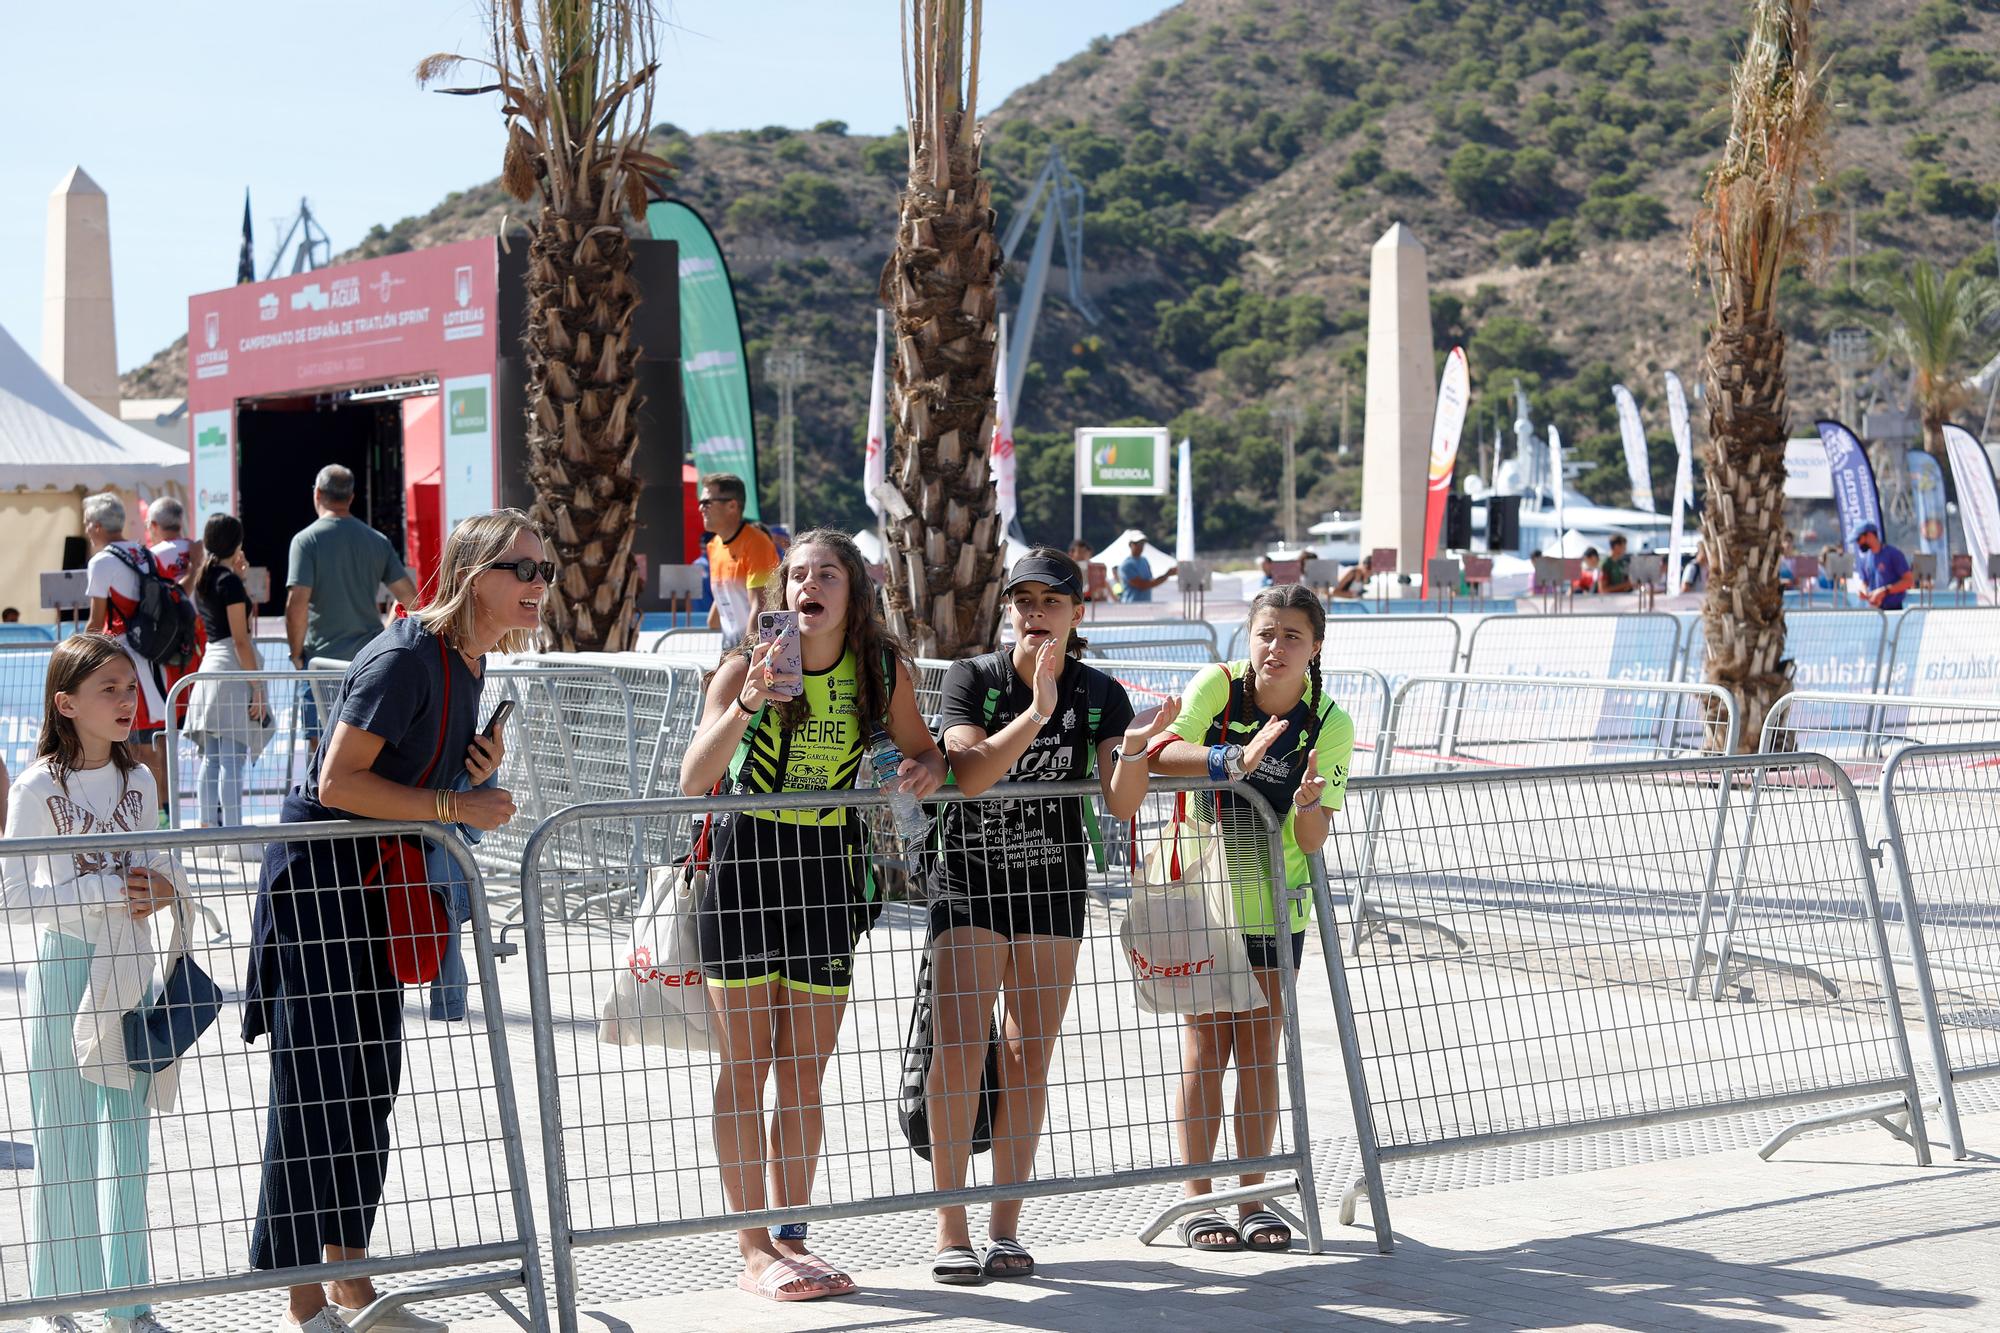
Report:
757,610,804,699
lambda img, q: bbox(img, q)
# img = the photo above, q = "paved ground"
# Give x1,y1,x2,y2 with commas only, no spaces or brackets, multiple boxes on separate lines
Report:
455,1111,1999,1332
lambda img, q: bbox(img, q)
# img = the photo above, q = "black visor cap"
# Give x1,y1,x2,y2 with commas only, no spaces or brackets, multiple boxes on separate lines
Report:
1003,553,1084,600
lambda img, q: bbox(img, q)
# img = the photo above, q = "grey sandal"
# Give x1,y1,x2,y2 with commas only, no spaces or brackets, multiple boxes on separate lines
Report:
932,1245,985,1285
982,1237,1035,1278
1239,1209,1293,1251
1176,1210,1242,1252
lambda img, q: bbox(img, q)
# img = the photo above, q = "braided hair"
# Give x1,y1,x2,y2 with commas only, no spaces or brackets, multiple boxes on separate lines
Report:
1243,583,1327,718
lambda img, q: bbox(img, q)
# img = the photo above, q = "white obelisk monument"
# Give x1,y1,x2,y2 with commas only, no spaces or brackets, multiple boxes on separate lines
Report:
43,166,119,418
1359,222,1436,579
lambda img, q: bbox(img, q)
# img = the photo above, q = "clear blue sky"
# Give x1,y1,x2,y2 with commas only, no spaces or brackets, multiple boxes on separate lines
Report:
1,0,1171,378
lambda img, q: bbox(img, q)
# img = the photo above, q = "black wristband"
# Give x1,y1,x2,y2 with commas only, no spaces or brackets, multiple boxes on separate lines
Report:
732,694,758,717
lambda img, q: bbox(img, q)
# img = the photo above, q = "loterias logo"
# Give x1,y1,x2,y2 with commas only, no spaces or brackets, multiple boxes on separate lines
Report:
196,425,227,452
448,386,488,435
443,264,487,342
194,312,228,380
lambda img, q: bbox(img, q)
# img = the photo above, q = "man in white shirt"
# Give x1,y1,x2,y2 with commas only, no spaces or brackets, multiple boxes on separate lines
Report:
82,492,173,807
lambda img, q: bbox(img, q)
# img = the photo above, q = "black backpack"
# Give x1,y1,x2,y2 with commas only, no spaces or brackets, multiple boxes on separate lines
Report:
107,545,198,676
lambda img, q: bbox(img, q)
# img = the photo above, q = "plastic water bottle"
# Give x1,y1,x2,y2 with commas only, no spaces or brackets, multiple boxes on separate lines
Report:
867,730,930,842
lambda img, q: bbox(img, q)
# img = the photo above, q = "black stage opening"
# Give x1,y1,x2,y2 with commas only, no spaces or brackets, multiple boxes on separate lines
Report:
235,398,405,614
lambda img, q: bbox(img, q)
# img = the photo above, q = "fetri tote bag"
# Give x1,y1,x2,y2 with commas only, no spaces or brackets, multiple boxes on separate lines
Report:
123,900,223,1074
1121,792,1260,1016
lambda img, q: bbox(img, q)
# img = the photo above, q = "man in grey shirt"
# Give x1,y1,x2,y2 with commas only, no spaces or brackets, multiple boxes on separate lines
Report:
285,464,421,668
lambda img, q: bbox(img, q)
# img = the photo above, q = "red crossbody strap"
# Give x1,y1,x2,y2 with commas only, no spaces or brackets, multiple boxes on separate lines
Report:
417,633,451,788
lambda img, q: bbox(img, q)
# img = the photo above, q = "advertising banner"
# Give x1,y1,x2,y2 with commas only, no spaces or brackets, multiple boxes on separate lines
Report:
1816,418,1883,548
1905,447,1949,564
1783,438,1834,498
1944,422,2000,604
1664,371,1694,590
442,374,495,534
1175,435,1195,562
648,200,760,518
864,308,887,520
1419,347,1471,595
190,410,234,526
1076,427,1170,495
1612,383,1655,511
185,238,497,410
993,312,1018,535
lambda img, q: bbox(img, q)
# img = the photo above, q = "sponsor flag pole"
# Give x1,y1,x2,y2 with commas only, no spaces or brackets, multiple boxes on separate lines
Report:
1816,418,1884,549
1665,371,1694,590
864,308,887,525
1943,422,2000,604
1175,435,1195,562
1549,422,1566,550
993,312,1020,541
648,200,762,517
1613,383,1655,511
1418,347,1471,595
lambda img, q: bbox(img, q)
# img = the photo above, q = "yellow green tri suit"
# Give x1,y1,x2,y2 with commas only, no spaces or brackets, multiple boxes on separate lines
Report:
1166,660,1354,971
698,648,876,995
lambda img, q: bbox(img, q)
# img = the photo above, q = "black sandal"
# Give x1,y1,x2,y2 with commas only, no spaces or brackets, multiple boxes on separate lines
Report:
983,1238,1035,1279
932,1245,985,1285
1176,1210,1243,1252
1239,1210,1293,1251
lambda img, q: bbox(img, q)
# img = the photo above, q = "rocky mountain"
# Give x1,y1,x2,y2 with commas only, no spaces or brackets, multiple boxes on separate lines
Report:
126,0,2000,552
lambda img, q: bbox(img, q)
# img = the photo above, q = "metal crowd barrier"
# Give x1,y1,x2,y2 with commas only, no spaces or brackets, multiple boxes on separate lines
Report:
1680,609,1889,695
1881,606,2000,698
1463,610,1681,682
1877,741,2000,1161
1317,754,1932,1248
1219,614,1463,687
1759,690,2000,776
519,778,1349,1333
646,627,726,661
1375,672,1738,776
0,822,543,1330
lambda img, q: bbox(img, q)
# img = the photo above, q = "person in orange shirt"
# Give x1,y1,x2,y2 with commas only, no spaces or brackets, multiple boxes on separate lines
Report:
702,473,780,645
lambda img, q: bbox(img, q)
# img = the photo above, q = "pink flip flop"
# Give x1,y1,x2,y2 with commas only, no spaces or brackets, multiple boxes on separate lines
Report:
738,1256,834,1302
790,1253,858,1295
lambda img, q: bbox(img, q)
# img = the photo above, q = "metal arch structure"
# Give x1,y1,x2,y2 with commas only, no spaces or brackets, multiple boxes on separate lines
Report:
999,146,1102,413
262,197,333,280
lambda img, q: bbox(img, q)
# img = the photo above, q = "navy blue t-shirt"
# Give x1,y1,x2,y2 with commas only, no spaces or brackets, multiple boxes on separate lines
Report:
1858,542,1911,610
307,616,483,807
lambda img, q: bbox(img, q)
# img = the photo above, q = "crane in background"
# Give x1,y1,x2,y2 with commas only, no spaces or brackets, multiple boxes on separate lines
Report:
999,146,1101,416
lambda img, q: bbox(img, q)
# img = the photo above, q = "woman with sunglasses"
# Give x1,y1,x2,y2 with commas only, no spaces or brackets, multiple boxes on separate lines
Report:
242,511,543,1333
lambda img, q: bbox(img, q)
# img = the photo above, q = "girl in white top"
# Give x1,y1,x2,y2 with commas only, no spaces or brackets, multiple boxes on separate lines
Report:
2,633,181,1333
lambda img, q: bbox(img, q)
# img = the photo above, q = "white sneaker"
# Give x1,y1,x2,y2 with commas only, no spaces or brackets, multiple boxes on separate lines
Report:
107,1316,173,1333
28,1317,85,1333
334,1301,448,1333
278,1310,350,1333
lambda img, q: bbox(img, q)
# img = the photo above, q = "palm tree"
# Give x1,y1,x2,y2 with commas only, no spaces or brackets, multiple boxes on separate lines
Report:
419,2,670,652
878,0,1005,657
1689,0,1832,751
1873,259,2000,456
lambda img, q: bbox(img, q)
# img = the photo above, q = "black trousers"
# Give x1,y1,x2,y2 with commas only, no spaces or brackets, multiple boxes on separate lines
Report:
248,797,406,1271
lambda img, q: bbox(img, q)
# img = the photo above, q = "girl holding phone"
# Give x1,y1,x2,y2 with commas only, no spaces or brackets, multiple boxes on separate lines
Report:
680,530,944,1302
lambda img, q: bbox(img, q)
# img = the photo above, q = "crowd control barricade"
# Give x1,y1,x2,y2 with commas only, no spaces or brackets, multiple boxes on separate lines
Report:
1759,690,2000,777
163,669,345,829
1881,606,2000,698
1681,609,1889,695
1067,618,1220,662
1,643,58,774
645,627,726,662
1878,742,2000,1161
1464,610,1681,682
1316,754,1930,1241
1347,675,1736,952
0,822,543,1330
1223,613,1463,688
518,778,1355,1332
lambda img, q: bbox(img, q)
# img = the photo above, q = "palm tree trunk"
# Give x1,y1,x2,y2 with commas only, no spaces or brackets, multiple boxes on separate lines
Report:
524,206,646,652
1699,312,1792,751
880,2,1003,658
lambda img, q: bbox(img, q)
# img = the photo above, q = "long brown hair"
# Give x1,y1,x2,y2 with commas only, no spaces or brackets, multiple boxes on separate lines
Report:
1243,583,1326,716
39,633,139,788
720,528,910,734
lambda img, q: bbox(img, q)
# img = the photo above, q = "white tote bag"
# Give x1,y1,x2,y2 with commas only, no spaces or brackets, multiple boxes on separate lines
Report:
598,861,715,1052
1119,803,1261,1016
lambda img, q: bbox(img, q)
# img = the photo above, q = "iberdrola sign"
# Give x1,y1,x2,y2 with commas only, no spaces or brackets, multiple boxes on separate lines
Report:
1076,426,1170,495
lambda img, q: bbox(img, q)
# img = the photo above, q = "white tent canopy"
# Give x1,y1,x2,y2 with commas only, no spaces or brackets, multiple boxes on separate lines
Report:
1091,529,1174,579
0,322,186,491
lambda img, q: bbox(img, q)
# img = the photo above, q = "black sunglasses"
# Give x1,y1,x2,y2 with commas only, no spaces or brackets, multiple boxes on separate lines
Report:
485,558,556,584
